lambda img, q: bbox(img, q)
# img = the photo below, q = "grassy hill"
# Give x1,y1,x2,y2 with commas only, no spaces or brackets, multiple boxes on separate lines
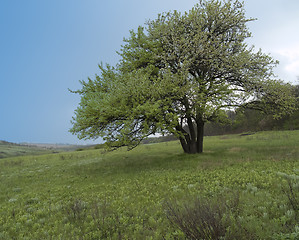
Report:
0,140,88,159
0,131,298,239
0,141,53,159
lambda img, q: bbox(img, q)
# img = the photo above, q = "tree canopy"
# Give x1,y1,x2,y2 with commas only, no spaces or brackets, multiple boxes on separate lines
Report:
70,0,296,153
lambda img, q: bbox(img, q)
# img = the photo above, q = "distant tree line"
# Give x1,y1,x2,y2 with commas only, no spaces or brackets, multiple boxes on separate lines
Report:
204,85,299,136
143,85,299,143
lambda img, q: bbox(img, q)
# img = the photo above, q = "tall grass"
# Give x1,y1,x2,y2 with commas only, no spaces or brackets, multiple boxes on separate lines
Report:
0,131,298,239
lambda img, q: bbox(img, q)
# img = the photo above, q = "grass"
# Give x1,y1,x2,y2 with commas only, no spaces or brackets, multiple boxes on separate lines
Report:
0,130,298,239
0,141,88,159
0,141,53,159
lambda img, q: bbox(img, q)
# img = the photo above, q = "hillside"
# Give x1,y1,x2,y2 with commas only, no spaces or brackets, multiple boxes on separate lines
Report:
0,140,51,159
0,140,88,159
0,131,298,239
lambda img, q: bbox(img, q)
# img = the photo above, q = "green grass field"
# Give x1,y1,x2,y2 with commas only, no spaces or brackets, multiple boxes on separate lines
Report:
0,131,298,239
0,141,89,159
0,141,54,159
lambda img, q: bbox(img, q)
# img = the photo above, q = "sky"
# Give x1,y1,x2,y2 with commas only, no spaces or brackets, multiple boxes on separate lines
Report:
1,0,299,145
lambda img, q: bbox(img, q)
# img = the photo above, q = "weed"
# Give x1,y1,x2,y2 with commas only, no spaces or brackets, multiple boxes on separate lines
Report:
91,200,123,239
64,199,88,222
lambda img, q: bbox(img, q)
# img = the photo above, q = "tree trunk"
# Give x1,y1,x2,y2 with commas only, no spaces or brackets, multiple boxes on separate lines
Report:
177,121,204,154
178,137,189,153
196,120,204,153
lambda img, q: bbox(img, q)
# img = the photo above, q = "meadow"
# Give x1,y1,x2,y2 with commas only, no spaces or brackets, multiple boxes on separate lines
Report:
0,131,298,239
0,141,53,159
0,141,82,159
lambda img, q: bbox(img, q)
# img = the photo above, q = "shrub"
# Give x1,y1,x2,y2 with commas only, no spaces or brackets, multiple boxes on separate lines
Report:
278,170,299,219
164,197,228,239
64,199,88,222
163,192,263,240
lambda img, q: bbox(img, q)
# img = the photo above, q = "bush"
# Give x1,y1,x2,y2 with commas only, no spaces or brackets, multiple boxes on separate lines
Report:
163,192,265,240
164,197,228,239
278,170,299,221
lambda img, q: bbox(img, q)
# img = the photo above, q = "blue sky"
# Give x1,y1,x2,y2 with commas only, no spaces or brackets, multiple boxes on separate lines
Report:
1,0,299,144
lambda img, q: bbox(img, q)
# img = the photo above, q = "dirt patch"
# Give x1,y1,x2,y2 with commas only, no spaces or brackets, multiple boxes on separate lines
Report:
229,147,243,152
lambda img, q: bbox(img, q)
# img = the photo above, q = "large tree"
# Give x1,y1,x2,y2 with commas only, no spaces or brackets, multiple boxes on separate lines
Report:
70,0,296,153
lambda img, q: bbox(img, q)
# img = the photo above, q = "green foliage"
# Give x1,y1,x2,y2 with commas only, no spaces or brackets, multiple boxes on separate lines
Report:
0,130,298,238
204,85,299,135
70,0,296,153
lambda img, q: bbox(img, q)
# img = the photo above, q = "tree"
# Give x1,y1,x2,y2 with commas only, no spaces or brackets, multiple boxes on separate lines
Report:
70,0,296,154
